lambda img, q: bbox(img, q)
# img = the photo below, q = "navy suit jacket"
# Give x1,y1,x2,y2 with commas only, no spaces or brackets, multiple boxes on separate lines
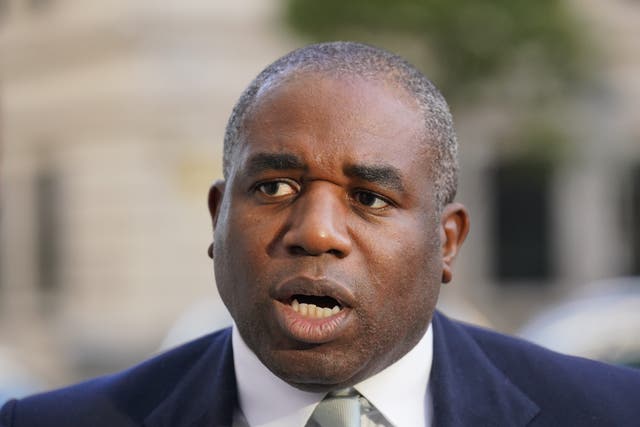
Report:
2,311,640,426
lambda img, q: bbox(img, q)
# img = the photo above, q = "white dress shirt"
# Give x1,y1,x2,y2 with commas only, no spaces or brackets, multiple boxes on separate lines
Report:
232,324,433,427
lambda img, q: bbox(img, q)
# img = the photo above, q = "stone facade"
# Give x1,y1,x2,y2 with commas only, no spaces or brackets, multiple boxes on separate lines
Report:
0,0,638,389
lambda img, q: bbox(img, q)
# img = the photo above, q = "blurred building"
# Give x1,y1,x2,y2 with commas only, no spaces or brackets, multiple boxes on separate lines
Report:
0,0,294,388
0,0,638,390
445,0,640,331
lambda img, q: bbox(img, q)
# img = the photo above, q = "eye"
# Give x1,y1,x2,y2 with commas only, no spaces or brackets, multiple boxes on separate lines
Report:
353,191,390,209
255,180,298,198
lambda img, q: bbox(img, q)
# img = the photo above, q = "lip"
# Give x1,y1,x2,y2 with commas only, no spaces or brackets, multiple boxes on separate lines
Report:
271,276,356,344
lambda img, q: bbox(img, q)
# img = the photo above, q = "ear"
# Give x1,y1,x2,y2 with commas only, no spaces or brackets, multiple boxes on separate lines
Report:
440,202,470,283
207,180,226,259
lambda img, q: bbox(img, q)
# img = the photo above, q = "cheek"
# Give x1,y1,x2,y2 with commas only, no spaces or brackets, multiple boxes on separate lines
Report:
365,221,442,315
214,214,274,306
370,221,441,280
214,212,251,311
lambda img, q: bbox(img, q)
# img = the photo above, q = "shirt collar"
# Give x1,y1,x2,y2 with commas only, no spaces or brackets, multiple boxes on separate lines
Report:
232,323,433,427
232,325,323,427
354,325,433,427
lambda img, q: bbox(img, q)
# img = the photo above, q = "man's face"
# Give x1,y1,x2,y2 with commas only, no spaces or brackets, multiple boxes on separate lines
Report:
211,72,451,391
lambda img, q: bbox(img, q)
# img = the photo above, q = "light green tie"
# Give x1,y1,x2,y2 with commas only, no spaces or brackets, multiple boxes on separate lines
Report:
306,388,393,427
307,388,361,427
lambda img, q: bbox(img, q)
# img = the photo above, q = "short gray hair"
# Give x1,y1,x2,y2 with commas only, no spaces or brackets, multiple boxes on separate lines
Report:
223,41,458,208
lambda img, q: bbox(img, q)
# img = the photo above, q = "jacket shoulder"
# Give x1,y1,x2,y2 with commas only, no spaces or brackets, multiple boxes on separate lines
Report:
0,328,232,427
449,315,640,424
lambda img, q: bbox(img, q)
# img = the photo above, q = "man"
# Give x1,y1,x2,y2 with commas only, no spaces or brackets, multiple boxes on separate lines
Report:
2,42,639,427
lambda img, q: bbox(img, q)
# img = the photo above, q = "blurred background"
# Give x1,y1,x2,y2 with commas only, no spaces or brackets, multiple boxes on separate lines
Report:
1,0,639,401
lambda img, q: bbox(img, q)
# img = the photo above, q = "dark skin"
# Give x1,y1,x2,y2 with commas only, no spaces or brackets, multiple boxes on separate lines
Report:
208,71,469,392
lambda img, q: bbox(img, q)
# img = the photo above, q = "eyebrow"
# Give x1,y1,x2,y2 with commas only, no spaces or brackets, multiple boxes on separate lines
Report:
344,163,405,193
243,153,405,192
244,153,306,176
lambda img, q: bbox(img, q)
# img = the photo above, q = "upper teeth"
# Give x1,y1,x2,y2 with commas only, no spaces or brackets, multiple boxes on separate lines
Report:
291,299,341,318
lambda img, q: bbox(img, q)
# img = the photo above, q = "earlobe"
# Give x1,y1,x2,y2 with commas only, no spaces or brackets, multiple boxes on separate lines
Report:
440,202,470,284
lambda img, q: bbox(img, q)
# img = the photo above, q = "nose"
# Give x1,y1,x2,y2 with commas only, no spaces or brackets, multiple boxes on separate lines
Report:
282,183,352,258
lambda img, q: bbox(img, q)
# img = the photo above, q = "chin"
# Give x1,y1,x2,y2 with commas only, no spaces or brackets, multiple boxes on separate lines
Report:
280,371,361,393
263,346,368,392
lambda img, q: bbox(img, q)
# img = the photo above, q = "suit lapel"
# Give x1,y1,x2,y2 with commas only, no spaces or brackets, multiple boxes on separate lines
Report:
143,328,238,427
430,312,539,427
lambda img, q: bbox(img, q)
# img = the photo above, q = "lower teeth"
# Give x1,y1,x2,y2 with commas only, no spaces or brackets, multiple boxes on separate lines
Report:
291,299,340,318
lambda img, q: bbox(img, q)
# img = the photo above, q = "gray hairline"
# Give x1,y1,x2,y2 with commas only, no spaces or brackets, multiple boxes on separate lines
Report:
222,42,458,210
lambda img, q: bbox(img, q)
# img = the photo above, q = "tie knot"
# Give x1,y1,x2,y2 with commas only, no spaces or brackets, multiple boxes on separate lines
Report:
307,388,393,427
327,387,360,398
307,388,361,427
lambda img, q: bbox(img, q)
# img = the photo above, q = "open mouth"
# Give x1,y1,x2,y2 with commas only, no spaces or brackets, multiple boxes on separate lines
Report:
289,295,342,319
273,277,354,343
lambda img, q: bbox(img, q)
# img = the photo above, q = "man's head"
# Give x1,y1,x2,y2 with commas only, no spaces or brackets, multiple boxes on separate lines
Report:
223,41,458,210
208,41,469,392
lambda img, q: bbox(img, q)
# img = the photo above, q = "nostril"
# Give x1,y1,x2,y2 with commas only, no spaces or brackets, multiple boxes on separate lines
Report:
288,245,310,256
328,248,345,258
287,245,345,258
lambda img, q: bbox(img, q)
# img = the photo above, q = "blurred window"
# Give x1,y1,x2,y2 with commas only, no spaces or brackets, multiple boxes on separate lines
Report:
0,0,8,22
628,164,640,275
28,0,52,13
36,166,60,293
491,159,553,282
0,228,3,294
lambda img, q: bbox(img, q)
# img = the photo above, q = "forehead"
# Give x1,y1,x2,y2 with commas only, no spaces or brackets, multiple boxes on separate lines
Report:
236,72,431,172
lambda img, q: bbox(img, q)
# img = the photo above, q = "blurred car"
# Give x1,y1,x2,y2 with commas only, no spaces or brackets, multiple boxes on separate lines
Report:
519,277,640,368
159,298,233,351
0,348,44,405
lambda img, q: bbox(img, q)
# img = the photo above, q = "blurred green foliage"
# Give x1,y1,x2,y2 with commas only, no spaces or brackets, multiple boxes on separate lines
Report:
285,0,586,104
